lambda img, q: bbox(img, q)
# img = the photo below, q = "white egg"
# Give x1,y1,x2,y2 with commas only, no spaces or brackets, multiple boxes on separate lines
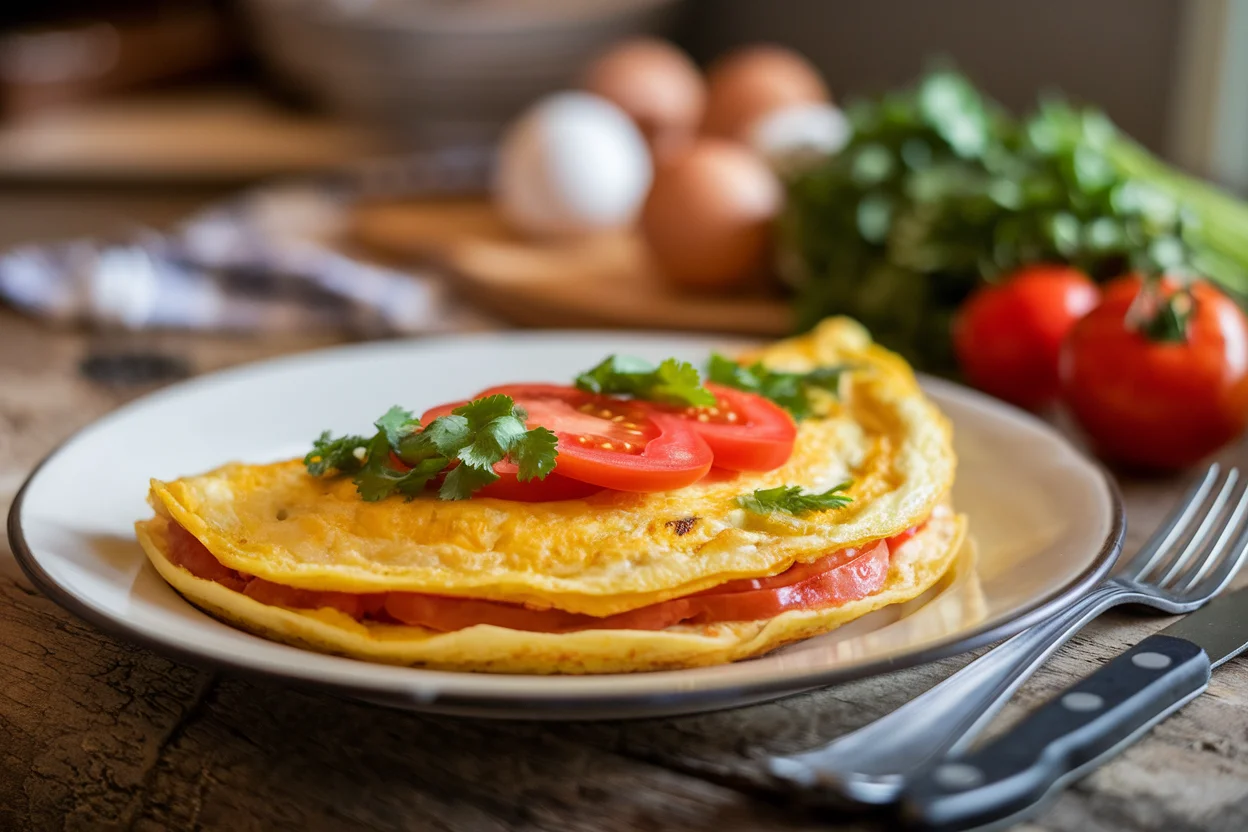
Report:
494,92,653,238
747,101,850,174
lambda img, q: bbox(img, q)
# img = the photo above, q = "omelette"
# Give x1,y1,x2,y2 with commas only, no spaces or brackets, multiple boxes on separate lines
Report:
137,318,966,674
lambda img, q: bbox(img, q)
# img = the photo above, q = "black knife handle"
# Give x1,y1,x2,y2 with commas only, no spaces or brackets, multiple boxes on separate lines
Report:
898,634,1211,832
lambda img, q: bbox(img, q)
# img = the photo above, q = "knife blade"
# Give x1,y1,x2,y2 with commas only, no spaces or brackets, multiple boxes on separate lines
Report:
897,584,1248,832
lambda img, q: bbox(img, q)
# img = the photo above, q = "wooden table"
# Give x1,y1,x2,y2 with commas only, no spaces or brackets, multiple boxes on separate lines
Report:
3,307,1248,832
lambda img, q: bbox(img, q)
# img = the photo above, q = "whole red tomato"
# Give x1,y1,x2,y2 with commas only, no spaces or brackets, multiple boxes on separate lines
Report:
953,265,1100,410
1060,275,1248,470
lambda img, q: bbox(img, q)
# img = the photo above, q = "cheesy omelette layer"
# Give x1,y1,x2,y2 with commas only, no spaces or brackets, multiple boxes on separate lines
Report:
138,318,966,673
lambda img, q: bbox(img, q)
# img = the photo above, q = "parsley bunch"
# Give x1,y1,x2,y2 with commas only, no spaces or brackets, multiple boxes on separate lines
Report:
304,396,558,502
574,355,716,407
737,482,854,516
706,354,847,421
781,68,1248,371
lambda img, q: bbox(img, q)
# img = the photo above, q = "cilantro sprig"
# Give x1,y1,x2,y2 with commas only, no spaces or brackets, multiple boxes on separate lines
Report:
304,432,370,476
304,395,558,502
737,482,854,516
706,353,848,421
574,355,716,408
572,351,849,419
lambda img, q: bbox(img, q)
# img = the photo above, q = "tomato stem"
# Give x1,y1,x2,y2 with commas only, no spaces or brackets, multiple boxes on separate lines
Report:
1129,276,1192,344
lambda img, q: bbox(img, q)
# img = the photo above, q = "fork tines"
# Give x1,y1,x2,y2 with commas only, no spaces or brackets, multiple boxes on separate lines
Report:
1125,464,1248,598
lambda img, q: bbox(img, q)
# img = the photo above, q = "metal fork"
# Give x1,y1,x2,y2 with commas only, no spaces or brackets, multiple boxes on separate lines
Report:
767,463,1248,806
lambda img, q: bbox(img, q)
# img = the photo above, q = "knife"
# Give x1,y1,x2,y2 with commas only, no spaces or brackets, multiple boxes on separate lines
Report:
897,584,1248,832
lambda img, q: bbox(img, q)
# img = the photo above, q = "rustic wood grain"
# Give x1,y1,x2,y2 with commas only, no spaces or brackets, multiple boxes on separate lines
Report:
4,304,1248,832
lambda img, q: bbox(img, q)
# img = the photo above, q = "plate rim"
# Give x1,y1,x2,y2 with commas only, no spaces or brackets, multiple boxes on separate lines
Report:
6,331,1126,718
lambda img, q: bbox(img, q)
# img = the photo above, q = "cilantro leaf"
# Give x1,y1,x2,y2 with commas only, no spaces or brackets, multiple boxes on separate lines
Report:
449,396,548,478
458,415,528,470
375,406,420,448
439,463,500,501
306,394,560,502
651,358,717,407
353,432,452,502
707,353,849,421
454,394,516,429
575,355,716,407
576,354,654,393
575,354,652,396
510,426,558,481
304,431,370,476
352,432,409,501
737,482,854,516
705,353,758,390
394,457,453,498
409,414,471,460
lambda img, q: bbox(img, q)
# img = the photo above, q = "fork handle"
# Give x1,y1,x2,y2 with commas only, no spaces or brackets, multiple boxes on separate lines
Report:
767,583,1134,805
898,635,1210,831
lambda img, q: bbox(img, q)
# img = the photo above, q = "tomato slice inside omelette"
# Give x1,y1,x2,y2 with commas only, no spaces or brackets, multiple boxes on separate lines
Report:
163,521,917,633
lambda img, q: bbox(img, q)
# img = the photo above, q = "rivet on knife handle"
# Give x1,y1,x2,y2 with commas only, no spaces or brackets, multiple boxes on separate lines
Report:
897,634,1211,832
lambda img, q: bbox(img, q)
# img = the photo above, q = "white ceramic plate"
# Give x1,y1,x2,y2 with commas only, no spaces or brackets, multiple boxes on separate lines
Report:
8,332,1123,719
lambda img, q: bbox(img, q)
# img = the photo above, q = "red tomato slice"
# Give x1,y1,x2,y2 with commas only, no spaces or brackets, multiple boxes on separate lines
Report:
477,382,794,473
164,524,390,618
165,521,248,593
166,521,919,633
243,579,388,620
385,539,891,632
666,383,796,472
455,384,714,492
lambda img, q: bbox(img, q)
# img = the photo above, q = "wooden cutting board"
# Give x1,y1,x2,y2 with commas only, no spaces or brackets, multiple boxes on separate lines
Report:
349,198,794,336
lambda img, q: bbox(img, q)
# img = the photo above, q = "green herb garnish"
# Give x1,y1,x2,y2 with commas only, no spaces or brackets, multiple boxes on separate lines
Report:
779,67,1248,371
375,405,421,447
737,482,854,516
706,353,848,420
353,431,446,502
306,395,558,502
574,355,716,407
304,432,370,476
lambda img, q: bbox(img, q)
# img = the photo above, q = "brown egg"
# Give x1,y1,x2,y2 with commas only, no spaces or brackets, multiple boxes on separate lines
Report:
640,139,782,293
701,44,830,142
582,38,706,161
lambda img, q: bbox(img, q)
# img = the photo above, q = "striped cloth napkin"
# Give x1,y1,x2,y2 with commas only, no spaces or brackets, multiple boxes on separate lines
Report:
0,147,497,337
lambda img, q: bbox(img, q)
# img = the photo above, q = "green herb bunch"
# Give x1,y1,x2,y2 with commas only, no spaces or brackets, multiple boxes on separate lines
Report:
780,68,1248,371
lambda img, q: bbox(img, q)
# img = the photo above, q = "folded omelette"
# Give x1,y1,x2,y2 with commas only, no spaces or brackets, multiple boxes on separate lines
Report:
137,318,966,674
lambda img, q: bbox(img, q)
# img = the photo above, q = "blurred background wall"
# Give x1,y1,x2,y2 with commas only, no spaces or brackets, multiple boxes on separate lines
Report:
678,0,1182,154
0,0,1242,253
678,0,1247,191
